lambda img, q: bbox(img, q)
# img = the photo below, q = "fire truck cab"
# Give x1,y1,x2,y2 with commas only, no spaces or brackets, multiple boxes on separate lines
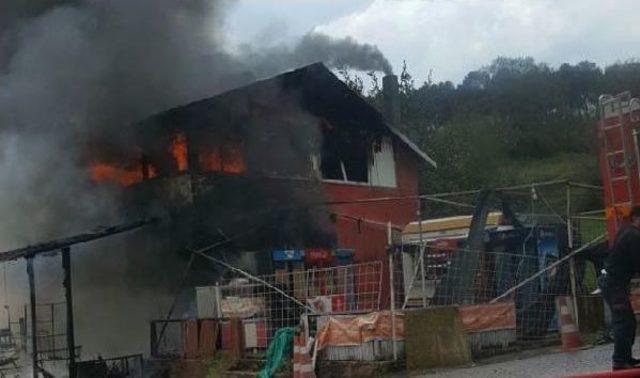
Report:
598,92,640,242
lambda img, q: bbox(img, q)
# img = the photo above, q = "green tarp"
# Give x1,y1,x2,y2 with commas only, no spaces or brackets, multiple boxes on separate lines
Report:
258,327,295,378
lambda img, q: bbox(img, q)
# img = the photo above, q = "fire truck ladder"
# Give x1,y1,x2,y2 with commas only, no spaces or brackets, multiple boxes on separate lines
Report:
599,92,634,230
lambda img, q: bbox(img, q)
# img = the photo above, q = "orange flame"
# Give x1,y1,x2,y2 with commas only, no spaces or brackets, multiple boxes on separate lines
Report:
199,141,246,174
199,149,222,172
90,162,157,186
222,142,246,173
169,133,188,172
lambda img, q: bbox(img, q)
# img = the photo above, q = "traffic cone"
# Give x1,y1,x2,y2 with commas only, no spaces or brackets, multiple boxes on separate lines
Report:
556,295,582,351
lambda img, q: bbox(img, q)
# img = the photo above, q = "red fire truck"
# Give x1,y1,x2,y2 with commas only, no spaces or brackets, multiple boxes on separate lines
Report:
597,92,640,242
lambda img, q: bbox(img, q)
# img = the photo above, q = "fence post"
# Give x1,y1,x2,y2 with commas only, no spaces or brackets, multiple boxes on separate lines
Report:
566,183,580,330
388,222,398,361
417,205,427,308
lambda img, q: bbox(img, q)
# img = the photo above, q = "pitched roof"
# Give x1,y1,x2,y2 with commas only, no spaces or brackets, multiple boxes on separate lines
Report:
139,63,436,168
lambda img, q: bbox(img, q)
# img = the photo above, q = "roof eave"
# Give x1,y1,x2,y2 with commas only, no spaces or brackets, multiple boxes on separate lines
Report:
386,125,437,168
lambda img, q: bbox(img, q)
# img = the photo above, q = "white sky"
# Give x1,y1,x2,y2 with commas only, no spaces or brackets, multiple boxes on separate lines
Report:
226,0,640,84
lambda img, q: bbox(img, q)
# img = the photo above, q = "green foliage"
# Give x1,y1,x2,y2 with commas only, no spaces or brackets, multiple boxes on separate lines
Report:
353,57,640,205
422,115,512,193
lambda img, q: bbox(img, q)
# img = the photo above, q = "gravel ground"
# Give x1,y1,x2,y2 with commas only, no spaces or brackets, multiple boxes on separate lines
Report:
400,341,640,377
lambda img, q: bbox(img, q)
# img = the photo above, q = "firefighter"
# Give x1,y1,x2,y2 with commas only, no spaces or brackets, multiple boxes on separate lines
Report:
599,206,640,370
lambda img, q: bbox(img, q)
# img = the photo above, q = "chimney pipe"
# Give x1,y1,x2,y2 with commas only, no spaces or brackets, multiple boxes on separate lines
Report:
382,74,400,125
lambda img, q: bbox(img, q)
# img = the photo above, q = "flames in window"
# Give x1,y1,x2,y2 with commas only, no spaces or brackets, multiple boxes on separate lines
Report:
90,161,157,186
89,131,246,186
169,132,188,172
198,140,246,174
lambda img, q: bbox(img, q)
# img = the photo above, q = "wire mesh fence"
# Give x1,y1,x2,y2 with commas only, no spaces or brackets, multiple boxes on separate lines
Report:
214,261,383,351
148,261,386,358
28,302,72,363
393,210,607,349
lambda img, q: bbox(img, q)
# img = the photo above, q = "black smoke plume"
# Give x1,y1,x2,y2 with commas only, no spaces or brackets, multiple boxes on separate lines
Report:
0,0,393,358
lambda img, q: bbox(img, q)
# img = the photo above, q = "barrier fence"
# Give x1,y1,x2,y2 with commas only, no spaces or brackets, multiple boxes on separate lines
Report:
153,181,609,364
152,261,383,358
214,260,382,353
393,211,607,350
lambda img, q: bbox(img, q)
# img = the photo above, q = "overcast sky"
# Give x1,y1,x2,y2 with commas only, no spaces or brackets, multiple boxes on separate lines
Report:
226,0,640,84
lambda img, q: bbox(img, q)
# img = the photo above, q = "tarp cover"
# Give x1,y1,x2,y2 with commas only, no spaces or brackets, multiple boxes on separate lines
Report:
458,302,516,333
258,327,294,378
315,311,404,350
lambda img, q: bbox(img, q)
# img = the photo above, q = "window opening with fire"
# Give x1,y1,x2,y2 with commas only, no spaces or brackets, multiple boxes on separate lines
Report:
167,131,247,175
198,139,247,174
90,148,158,187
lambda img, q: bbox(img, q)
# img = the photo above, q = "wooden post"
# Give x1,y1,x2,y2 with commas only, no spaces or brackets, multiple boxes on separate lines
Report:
62,247,76,378
27,257,37,378
150,321,156,357
229,317,245,361
417,205,427,308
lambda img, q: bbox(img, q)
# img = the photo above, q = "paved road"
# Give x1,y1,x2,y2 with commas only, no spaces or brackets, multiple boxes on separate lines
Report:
407,342,640,377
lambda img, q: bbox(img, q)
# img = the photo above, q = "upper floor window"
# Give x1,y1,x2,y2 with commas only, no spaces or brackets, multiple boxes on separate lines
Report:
319,126,396,187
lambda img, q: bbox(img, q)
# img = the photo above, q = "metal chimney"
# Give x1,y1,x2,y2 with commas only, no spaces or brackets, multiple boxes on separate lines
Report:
382,74,400,125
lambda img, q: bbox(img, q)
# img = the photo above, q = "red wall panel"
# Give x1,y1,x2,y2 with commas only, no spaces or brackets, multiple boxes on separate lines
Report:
321,146,422,308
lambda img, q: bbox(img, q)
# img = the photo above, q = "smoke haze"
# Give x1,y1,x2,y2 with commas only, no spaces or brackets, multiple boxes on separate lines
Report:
0,0,392,358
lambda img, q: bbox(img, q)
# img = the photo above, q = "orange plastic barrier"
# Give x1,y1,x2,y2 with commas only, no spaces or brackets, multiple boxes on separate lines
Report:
198,320,218,358
315,304,516,350
315,311,404,350
457,302,516,333
183,319,199,359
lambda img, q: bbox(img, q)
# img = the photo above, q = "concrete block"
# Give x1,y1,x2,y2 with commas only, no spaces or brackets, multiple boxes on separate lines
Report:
577,295,605,333
405,307,471,370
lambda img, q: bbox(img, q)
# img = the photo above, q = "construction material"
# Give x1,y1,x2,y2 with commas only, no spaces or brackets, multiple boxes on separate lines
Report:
258,327,294,378
405,307,471,370
293,334,316,378
458,302,516,333
229,318,245,361
0,218,157,262
576,296,606,333
198,320,218,358
403,212,503,235
315,311,404,351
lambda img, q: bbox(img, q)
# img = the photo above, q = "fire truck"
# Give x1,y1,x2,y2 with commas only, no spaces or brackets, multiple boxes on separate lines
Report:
597,92,640,242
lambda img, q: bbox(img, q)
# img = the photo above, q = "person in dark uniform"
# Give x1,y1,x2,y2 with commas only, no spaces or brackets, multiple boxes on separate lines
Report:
599,206,640,370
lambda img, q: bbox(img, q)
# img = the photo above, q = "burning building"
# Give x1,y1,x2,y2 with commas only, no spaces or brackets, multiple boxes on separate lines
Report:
92,62,436,280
